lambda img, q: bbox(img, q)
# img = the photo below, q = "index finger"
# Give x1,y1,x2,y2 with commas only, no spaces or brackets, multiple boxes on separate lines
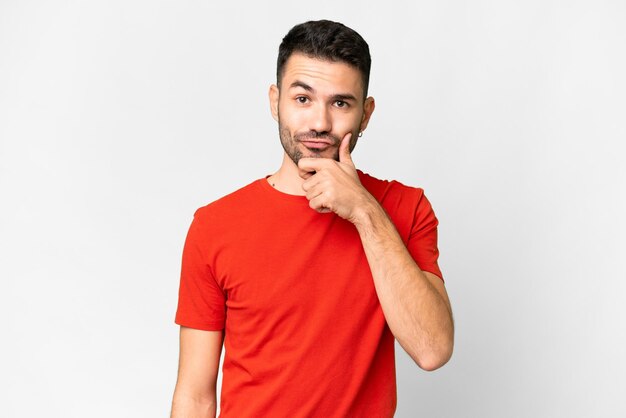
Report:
297,157,329,177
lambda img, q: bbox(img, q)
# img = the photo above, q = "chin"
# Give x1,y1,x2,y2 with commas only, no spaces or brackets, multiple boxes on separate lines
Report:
309,152,339,161
301,147,338,161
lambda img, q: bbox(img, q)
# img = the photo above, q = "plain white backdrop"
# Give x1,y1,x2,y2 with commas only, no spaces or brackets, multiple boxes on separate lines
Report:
1,1,625,417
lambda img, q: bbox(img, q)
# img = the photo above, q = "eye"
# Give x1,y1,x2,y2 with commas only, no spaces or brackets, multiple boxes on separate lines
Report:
296,96,309,104
334,100,348,108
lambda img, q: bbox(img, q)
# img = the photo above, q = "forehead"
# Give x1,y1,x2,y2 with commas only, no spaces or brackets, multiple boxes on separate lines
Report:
281,53,364,100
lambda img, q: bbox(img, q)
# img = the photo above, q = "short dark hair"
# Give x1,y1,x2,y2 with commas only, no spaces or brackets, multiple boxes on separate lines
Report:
276,20,372,98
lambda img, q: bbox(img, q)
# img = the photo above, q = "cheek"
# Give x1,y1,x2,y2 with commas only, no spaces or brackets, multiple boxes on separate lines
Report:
334,113,362,132
278,102,306,126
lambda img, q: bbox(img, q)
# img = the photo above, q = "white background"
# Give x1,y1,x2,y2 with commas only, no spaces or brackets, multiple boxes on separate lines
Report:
1,1,625,417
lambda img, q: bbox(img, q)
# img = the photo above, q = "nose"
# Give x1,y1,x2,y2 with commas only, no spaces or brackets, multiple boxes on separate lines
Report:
309,103,332,134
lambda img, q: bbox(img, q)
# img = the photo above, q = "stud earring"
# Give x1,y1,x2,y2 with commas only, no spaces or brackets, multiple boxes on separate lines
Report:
358,131,363,137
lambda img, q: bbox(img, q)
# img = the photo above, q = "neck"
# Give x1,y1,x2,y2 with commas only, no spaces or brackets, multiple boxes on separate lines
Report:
267,153,308,196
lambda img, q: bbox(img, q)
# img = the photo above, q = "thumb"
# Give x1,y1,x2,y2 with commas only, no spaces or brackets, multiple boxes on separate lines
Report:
339,132,354,165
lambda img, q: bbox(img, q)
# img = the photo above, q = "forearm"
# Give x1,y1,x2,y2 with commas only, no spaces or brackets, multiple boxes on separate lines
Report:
353,198,454,371
170,391,217,418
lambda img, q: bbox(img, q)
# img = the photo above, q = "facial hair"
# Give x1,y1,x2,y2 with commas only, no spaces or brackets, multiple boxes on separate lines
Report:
278,119,354,166
278,123,305,166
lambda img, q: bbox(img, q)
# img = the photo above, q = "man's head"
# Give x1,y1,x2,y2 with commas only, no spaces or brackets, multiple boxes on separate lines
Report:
270,20,375,166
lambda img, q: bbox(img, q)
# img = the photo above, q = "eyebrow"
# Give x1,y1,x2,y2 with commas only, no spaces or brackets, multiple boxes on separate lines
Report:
331,93,358,103
289,80,358,102
289,80,315,92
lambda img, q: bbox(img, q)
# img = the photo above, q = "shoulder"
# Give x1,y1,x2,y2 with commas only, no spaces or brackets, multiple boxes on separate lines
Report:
358,170,426,205
192,178,264,223
358,170,437,240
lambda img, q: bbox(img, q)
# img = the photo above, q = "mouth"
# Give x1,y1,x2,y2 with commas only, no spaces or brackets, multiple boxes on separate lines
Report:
299,140,333,150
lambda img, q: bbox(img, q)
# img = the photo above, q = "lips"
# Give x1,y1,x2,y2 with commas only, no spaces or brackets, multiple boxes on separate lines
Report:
300,140,332,149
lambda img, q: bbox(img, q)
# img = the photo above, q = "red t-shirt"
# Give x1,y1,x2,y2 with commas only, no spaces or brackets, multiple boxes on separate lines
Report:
175,171,443,417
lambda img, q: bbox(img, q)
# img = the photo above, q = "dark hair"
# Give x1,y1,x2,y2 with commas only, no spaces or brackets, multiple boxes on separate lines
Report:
277,20,371,98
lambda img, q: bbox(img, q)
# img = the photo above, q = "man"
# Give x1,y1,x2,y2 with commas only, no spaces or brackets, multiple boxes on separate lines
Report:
171,20,453,418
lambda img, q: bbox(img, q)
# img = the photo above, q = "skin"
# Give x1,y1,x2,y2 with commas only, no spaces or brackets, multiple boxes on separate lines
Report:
171,52,454,418
171,327,223,417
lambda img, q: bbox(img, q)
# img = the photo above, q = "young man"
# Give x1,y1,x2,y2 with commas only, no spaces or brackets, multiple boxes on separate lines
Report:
171,20,454,418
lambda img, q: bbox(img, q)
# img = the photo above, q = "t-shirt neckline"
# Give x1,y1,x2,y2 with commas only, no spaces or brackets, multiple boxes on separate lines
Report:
257,175,311,204
257,170,368,203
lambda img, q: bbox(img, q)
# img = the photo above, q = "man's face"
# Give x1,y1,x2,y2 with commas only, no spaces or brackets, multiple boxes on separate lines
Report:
269,53,375,165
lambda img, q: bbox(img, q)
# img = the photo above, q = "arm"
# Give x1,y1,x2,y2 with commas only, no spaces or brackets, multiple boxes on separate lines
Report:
171,326,224,418
299,133,454,371
353,199,454,371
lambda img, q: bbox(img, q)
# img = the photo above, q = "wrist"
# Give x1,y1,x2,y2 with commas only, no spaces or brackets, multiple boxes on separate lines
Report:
351,194,383,231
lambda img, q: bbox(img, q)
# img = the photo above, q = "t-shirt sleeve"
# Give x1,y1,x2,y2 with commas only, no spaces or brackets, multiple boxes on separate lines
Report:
174,211,226,330
406,191,444,281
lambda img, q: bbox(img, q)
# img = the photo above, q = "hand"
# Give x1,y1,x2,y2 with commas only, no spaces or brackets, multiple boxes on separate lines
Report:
298,133,374,222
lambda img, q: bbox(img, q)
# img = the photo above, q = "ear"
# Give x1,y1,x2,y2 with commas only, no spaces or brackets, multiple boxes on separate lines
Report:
269,84,279,122
359,96,375,132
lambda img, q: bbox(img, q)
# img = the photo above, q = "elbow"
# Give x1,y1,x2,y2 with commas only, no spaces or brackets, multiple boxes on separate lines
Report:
416,352,451,372
171,388,217,417
412,338,454,372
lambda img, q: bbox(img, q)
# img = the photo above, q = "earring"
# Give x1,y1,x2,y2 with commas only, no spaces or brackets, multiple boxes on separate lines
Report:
358,131,363,137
